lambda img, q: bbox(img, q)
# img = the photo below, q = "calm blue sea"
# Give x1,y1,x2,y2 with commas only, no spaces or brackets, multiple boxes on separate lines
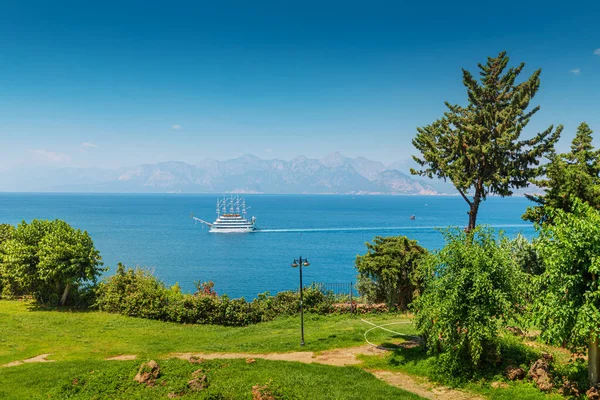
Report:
0,194,535,299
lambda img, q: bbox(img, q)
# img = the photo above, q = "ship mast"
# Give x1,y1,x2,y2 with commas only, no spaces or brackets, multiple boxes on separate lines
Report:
216,198,221,217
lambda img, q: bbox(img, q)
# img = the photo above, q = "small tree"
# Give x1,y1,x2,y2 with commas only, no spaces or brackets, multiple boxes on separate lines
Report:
412,227,524,376
0,219,103,305
411,51,562,231
355,236,428,310
524,122,600,224
533,199,600,384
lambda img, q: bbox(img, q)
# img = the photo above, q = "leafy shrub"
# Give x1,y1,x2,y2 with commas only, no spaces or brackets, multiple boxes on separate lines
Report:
0,219,103,305
96,263,172,320
97,265,338,326
412,227,525,377
533,199,600,383
355,236,428,309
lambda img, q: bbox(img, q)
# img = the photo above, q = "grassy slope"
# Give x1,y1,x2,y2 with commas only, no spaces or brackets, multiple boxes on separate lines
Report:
0,300,415,364
0,358,423,400
0,300,573,399
0,300,422,399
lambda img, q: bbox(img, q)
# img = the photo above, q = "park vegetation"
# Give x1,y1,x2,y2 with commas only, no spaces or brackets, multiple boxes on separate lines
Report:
0,219,103,306
524,122,600,224
95,263,340,326
412,227,525,377
355,236,428,310
405,50,600,395
411,51,561,231
533,200,600,385
3,51,600,397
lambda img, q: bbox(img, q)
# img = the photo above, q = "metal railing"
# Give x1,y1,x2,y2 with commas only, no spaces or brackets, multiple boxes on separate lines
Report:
313,282,356,313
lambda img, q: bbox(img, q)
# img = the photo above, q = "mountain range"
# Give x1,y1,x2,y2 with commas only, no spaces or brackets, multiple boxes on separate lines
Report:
0,153,444,195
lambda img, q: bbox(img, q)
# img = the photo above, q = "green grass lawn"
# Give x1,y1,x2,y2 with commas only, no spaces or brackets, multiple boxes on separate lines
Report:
1,300,574,399
0,300,415,364
0,358,423,400
0,300,422,399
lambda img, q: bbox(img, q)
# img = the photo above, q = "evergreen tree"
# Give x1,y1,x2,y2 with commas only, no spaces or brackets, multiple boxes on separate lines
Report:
523,122,600,224
355,236,428,310
411,52,562,231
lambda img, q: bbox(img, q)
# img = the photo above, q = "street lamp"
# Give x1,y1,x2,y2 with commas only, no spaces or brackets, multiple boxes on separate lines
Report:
291,256,310,346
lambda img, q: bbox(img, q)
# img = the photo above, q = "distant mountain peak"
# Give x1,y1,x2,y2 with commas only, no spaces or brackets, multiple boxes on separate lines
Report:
291,155,309,162
0,153,439,195
320,151,350,167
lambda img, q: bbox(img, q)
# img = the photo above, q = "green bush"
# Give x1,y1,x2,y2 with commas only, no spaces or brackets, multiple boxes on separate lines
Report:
0,219,103,306
355,236,428,309
97,265,338,327
96,263,172,320
412,227,525,378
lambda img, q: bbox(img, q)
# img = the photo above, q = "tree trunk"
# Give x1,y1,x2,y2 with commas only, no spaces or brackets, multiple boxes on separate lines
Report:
60,282,71,306
590,336,600,385
467,194,481,232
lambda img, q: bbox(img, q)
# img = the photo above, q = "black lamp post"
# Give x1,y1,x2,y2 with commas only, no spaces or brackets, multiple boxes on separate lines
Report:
291,256,310,346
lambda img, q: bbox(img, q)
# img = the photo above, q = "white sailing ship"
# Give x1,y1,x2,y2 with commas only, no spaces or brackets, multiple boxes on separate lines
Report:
192,196,257,233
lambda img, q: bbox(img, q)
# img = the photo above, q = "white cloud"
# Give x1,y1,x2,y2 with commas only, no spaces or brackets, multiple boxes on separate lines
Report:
81,142,98,148
264,148,273,153
594,48,600,56
570,68,581,75
172,124,182,129
28,149,71,163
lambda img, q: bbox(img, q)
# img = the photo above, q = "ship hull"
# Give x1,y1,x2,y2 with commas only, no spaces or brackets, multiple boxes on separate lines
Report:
209,226,257,233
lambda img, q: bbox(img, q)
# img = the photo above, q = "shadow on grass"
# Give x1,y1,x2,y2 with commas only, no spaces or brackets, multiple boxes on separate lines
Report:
25,302,96,313
378,334,554,385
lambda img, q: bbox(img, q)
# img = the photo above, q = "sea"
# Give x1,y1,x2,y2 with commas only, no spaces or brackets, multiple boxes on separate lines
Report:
0,193,535,299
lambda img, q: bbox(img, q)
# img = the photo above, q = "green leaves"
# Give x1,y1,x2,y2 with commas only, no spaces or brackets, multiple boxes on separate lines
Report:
412,51,561,230
524,122,600,224
0,219,104,305
355,236,427,309
412,227,524,376
533,199,600,352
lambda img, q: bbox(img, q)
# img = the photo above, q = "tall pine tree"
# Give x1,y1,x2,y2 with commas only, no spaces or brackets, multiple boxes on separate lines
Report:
523,122,600,224
411,52,562,231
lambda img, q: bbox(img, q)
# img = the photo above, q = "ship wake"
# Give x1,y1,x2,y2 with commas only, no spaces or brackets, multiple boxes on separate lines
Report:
258,224,531,233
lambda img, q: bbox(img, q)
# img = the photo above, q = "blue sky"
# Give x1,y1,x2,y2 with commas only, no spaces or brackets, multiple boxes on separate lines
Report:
0,0,599,170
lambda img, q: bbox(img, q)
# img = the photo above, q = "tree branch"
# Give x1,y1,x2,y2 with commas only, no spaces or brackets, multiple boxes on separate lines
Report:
457,188,473,207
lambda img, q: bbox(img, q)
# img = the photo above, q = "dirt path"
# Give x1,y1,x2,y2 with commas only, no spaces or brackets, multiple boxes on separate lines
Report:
106,354,137,361
2,346,484,399
2,354,55,368
370,370,484,400
169,345,484,400
169,344,387,366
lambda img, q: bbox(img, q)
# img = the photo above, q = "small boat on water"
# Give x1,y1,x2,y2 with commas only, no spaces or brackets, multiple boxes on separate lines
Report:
410,215,416,220
192,196,258,233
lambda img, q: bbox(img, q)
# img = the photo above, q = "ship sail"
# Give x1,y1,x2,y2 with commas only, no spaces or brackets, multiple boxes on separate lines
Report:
192,195,258,233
